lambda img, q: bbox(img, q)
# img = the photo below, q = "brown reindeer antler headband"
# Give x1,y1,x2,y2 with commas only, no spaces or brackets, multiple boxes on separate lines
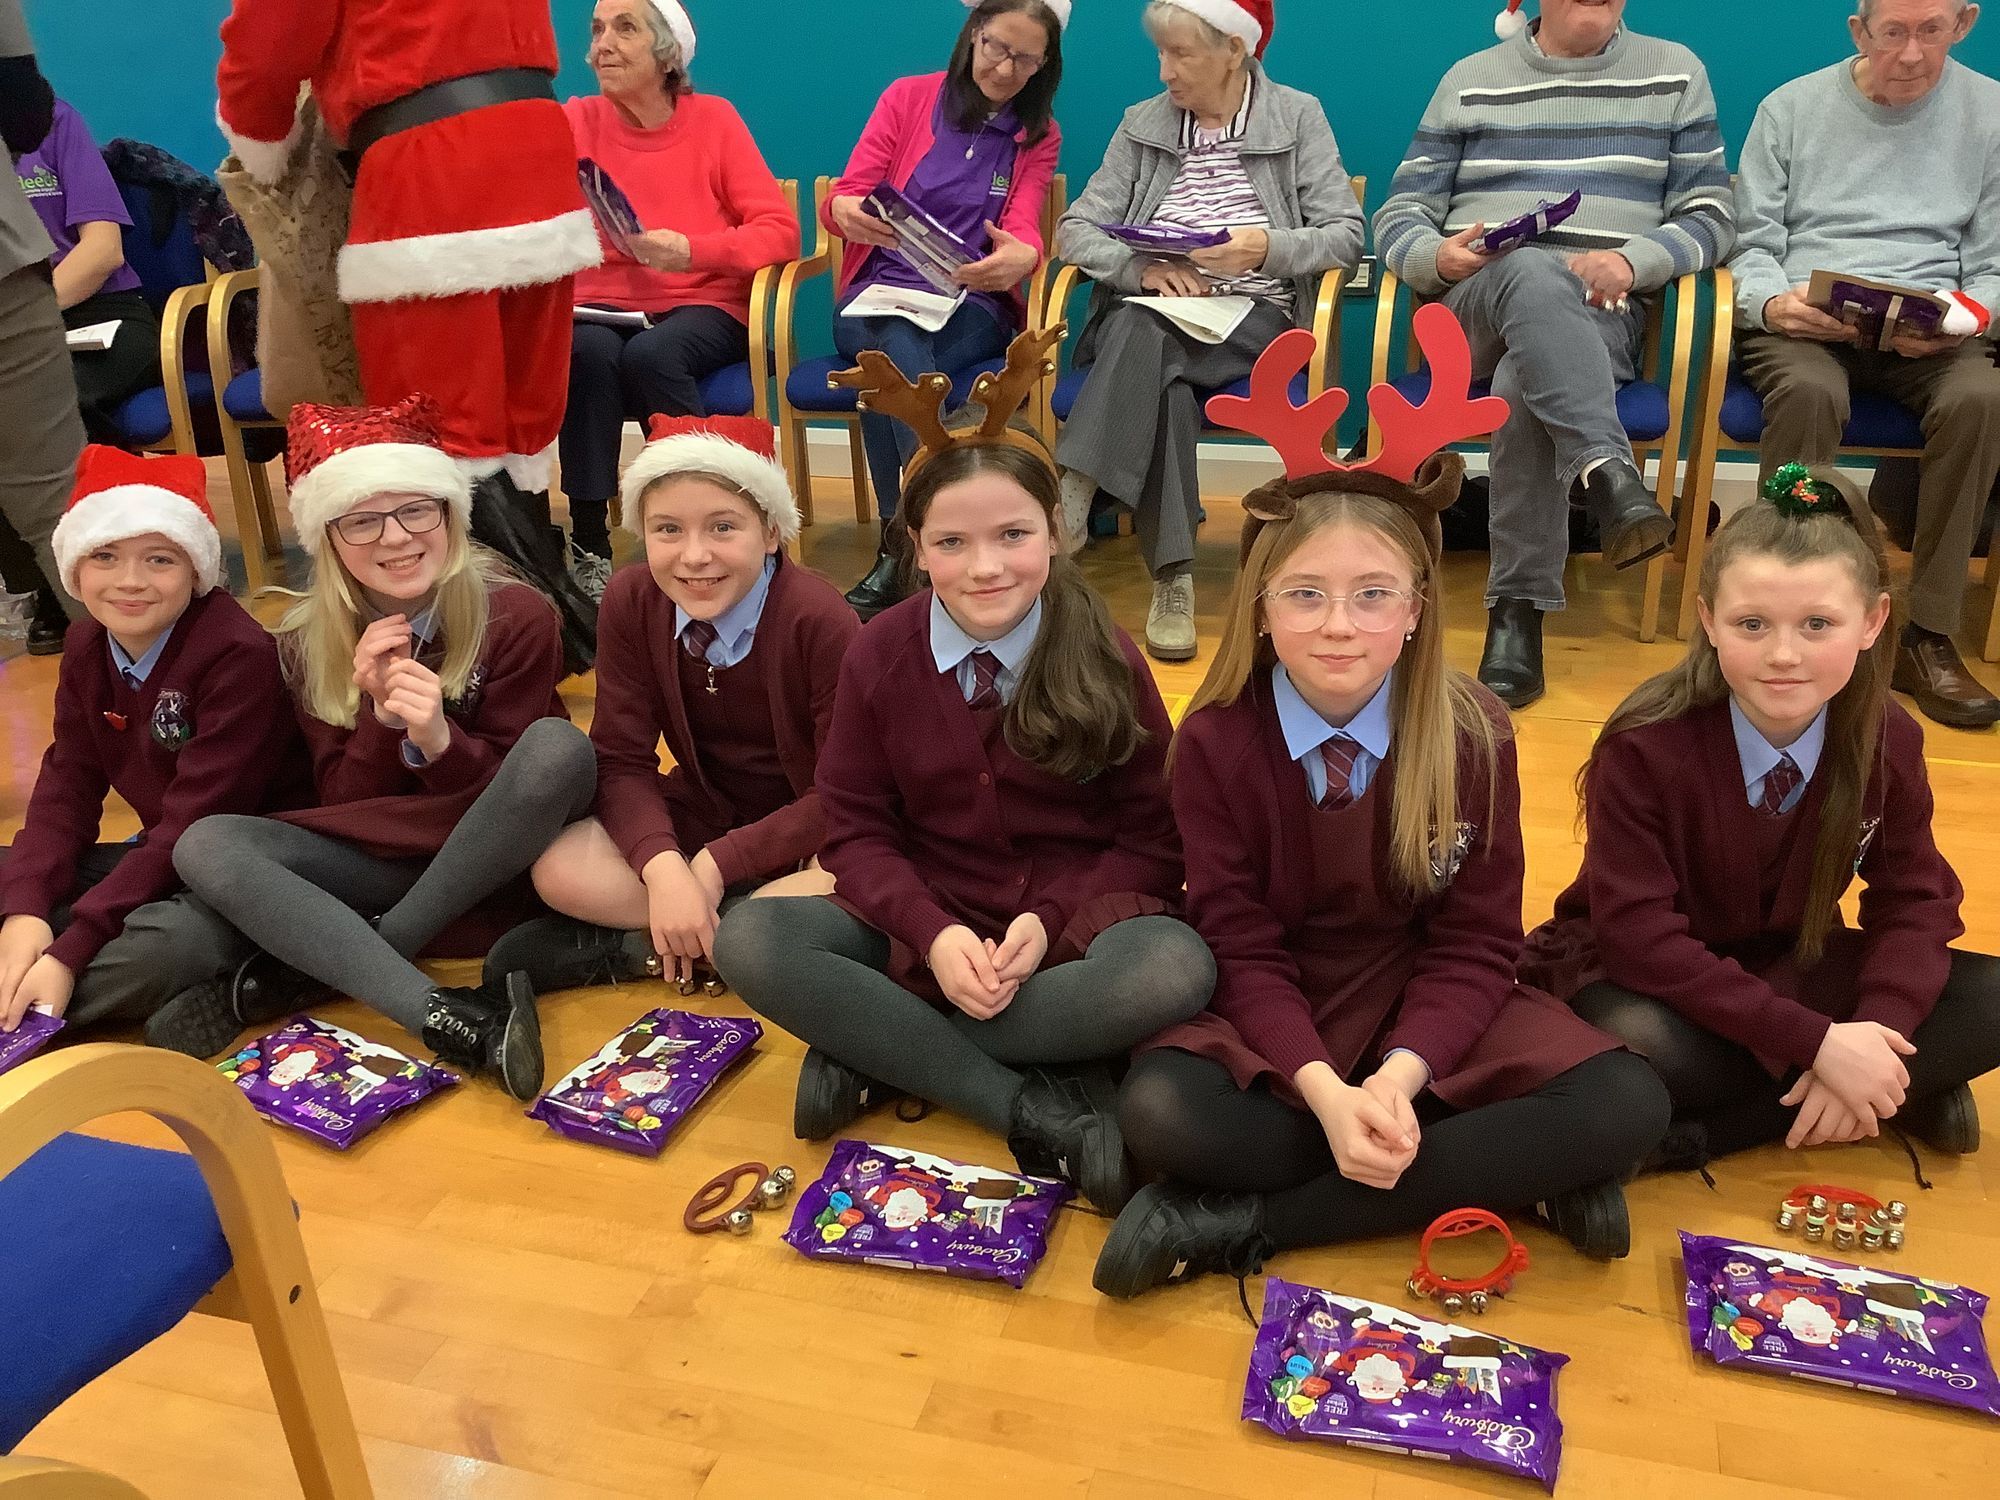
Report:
830,326,1064,479
1205,304,1512,562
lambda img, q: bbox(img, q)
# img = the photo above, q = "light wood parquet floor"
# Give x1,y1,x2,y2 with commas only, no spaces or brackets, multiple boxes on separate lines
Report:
4,464,1997,1498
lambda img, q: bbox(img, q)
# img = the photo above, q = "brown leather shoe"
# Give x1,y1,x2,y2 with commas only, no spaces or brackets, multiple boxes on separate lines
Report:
1893,630,2000,729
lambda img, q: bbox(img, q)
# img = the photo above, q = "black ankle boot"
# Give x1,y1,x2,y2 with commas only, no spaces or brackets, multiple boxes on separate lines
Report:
1581,462,1674,570
844,545,908,621
482,916,655,992
1535,1179,1632,1260
1899,1083,1980,1155
793,1047,904,1141
468,473,598,674
1007,1068,1133,1212
1093,1182,1273,1298
1640,1118,1712,1176
144,951,335,1059
26,587,68,657
1479,598,1545,709
422,971,543,1100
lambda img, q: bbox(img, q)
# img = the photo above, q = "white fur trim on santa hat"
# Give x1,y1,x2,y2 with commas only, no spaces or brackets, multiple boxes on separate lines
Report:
1941,291,1992,339
964,0,1071,29
52,485,224,599
1152,0,1262,49
337,210,603,304
1496,1,1528,39
288,445,473,558
646,0,698,64
620,433,801,544
216,103,302,189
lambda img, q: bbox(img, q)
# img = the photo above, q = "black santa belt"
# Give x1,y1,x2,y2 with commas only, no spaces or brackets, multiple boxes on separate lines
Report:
344,68,556,164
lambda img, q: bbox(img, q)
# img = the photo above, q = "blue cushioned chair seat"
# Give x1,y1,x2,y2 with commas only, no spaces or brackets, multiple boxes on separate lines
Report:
1386,369,1671,443
0,1133,232,1452
110,373,215,450
786,354,992,414
222,367,271,424
1717,376,1924,449
1049,367,1315,427
697,361,756,417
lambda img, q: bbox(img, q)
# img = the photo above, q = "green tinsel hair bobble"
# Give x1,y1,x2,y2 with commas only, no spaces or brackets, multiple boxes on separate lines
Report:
1761,461,1850,520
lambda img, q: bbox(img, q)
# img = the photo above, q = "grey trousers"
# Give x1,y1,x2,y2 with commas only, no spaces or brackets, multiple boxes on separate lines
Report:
1738,331,2000,637
1057,295,1293,578
0,265,86,620
1442,250,1646,610
0,842,254,1028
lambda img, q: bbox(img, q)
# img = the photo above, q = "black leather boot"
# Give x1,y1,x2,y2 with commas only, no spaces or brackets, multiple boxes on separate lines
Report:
468,473,598,674
1581,462,1674,570
844,541,910,620
422,971,543,1100
26,587,68,657
1478,598,1545,709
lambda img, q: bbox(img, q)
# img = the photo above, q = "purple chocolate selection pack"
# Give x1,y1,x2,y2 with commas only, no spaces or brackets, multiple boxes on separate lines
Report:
1243,1278,1568,1491
784,1139,1070,1288
220,1017,457,1149
1682,1232,2000,1419
0,1010,62,1077
527,1009,760,1155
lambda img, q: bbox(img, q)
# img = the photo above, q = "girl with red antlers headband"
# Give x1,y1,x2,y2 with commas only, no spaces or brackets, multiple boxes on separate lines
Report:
1093,307,1671,1300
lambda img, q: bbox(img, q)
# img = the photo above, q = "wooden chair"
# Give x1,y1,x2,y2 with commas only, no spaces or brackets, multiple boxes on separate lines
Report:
774,175,1066,525
0,1046,370,1499
1679,266,2000,656
1366,262,1701,642
203,266,287,591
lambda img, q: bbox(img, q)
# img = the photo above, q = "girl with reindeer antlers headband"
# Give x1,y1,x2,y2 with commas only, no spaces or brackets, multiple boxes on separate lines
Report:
1094,307,1672,1300
713,329,1212,1215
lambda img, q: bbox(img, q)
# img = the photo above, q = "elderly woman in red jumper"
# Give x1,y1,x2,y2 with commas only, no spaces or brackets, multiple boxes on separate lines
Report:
1093,316,1669,1300
559,0,798,593
486,415,859,996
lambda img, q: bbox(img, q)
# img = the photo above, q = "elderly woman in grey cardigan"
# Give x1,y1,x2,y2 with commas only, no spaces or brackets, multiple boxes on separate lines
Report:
1054,0,1361,662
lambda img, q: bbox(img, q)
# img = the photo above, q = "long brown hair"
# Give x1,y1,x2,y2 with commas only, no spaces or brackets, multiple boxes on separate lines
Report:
1186,490,1501,897
945,0,1065,146
1580,487,1896,965
902,443,1146,782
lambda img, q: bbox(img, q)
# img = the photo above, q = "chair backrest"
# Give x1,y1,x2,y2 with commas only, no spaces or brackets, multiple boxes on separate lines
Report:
110,177,209,318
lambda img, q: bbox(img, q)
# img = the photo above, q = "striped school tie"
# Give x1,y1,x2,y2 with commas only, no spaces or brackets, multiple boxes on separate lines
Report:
1759,753,1803,816
1317,733,1360,810
966,650,1004,711
681,619,718,662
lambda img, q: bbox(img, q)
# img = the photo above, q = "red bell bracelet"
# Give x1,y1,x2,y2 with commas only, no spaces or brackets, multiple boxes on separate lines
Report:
1775,1183,1906,1252
1406,1208,1531,1317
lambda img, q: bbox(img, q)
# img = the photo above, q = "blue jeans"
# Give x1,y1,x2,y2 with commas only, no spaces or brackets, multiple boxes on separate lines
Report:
833,296,1009,520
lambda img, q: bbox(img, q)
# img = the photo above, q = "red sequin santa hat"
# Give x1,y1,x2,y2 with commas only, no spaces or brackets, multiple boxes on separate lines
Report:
1151,0,1274,56
619,415,801,543
962,0,1072,28
1496,0,1529,38
52,445,221,598
284,394,472,558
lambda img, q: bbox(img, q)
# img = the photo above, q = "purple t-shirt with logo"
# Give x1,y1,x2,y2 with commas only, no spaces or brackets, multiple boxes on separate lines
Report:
14,99,139,295
864,97,1020,330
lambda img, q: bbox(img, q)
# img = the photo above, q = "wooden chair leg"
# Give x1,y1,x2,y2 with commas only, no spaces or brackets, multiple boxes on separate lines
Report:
1635,444,1665,642
848,423,873,524
1982,547,2000,663
248,453,283,565
1676,455,1717,640
217,425,270,593
790,414,816,527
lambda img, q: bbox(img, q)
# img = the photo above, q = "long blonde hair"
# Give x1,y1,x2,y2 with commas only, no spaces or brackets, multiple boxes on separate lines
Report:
1186,491,1501,897
273,515,513,728
1581,490,1896,965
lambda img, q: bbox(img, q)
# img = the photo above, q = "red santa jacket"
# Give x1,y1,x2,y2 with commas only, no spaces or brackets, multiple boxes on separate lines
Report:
216,0,597,304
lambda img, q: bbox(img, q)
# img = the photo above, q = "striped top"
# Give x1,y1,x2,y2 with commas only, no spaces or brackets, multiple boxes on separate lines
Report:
1150,74,1292,308
1373,24,1734,298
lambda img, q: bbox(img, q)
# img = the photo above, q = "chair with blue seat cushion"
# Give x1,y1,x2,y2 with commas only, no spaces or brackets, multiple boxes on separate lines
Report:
103,174,223,464
201,268,295,591
0,1046,369,1497
1365,261,1702,643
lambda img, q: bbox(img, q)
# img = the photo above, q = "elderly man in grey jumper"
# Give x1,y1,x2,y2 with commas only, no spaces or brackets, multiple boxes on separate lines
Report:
1053,0,1363,663
1374,0,1734,709
1731,0,2000,730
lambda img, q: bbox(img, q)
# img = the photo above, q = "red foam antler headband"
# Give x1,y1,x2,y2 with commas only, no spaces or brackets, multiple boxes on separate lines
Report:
1205,304,1512,484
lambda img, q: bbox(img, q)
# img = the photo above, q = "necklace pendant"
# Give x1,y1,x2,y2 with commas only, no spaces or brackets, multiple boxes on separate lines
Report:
966,144,976,160
705,665,719,696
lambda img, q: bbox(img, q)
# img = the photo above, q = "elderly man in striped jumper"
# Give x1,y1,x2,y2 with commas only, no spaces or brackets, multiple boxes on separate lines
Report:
1374,0,1734,709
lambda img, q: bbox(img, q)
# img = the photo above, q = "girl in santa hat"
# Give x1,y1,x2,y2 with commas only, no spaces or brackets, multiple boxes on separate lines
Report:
157,396,598,1099
0,447,311,1039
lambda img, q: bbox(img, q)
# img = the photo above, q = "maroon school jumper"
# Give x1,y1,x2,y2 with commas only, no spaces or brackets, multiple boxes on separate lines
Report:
816,589,1184,1007
590,553,859,886
1522,699,1963,1077
1,590,312,973
1150,674,1615,1112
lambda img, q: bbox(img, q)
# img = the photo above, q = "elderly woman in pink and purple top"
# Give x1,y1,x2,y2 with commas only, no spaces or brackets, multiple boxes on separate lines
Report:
827,0,1066,617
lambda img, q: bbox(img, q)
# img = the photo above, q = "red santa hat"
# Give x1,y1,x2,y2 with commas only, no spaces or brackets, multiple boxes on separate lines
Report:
1941,292,1992,339
1151,0,1273,56
284,394,472,558
620,415,801,543
1496,1,1529,38
52,445,222,599
963,0,1072,29
644,0,698,64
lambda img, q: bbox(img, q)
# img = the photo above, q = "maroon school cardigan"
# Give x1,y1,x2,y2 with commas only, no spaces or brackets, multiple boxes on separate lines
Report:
1524,699,1963,1073
1,590,312,972
815,590,1184,963
590,552,859,886
273,583,567,861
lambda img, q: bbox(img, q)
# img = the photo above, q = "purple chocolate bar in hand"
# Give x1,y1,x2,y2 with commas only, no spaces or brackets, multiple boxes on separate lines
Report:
1243,1278,1568,1492
1105,223,1232,253
784,1139,1070,1288
527,1009,761,1156
1682,1232,2000,1419
220,1018,457,1149
0,1011,63,1076
1478,191,1583,255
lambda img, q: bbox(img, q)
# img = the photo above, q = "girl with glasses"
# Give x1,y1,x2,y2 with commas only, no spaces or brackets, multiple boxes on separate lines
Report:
827,0,1068,618
158,396,597,1100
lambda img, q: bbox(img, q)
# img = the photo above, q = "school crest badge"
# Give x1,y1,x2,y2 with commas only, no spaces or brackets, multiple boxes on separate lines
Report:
444,664,487,721
1430,821,1478,886
149,690,193,751
1854,816,1881,872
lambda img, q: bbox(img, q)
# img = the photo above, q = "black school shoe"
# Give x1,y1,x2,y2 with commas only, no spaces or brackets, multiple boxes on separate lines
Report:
1899,1083,1981,1155
1093,1183,1273,1299
1007,1068,1134,1213
482,915,657,992
25,587,69,657
144,951,335,1059
422,972,543,1101
1533,1179,1632,1260
793,1047,905,1141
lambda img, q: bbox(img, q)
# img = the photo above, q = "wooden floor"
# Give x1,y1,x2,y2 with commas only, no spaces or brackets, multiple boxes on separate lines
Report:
6,466,1999,1499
